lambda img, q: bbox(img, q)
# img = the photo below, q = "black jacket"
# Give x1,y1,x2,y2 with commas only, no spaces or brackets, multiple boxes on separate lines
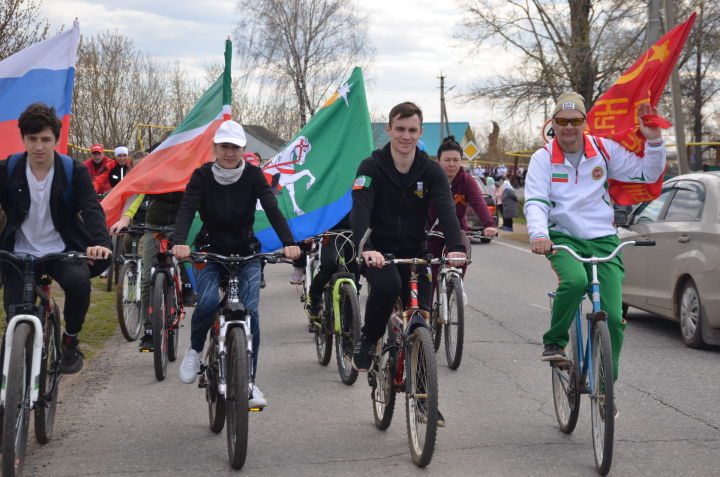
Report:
108,163,130,187
350,144,464,257
173,162,295,255
0,152,112,252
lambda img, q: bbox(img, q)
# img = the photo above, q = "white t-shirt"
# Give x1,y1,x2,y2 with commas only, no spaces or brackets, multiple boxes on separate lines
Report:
13,161,66,256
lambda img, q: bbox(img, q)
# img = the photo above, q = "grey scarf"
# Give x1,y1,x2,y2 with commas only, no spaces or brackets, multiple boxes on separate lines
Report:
211,159,245,185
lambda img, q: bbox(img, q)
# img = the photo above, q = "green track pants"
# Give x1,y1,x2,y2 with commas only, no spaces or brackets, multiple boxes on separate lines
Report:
543,232,625,380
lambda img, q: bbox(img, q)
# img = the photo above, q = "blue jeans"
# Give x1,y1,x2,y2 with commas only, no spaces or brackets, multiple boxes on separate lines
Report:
191,260,261,377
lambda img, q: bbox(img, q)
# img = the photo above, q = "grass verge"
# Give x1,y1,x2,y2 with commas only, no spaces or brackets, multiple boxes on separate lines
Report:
78,277,119,359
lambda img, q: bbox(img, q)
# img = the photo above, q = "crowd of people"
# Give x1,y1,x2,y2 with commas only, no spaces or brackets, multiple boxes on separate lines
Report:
0,90,665,439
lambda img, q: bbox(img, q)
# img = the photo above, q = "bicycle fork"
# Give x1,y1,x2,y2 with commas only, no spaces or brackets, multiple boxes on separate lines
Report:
1,315,44,406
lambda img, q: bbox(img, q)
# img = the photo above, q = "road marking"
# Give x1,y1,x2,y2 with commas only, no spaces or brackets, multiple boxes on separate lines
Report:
530,303,551,311
493,239,532,254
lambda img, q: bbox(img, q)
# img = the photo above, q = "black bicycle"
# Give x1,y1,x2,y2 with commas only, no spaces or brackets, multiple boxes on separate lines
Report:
0,251,89,476
188,251,282,470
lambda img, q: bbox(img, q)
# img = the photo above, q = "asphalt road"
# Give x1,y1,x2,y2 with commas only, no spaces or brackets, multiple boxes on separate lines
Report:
25,237,720,476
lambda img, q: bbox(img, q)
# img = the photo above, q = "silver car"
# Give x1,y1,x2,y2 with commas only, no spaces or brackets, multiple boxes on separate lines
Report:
618,171,720,348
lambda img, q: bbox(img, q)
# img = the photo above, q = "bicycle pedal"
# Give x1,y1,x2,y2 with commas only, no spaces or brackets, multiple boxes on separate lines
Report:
139,349,152,353
249,407,264,412
198,376,207,388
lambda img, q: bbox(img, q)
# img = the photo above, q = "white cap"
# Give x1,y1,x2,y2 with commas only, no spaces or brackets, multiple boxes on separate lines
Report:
213,120,247,147
114,146,129,156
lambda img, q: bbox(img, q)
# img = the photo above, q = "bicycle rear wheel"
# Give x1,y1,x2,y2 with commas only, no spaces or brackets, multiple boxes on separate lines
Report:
313,290,333,365
405,325,438,467
591,319,614,476
443,274,465,370
371,328,397,430
552,319,580,433
226,326,250,470
116,261,142,341
2,322,33,477
151,272,169,381
206,334,226,433
335,283,361,385
35,305,62,444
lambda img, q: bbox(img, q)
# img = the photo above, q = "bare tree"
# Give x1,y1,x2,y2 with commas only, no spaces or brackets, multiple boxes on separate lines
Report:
234,0,373,129
0,0,50,60
456,0,646,116
70,31,181,154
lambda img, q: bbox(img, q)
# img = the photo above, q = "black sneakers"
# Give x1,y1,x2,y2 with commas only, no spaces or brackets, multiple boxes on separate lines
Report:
61,334,84,374
182,286,197,307
308,295,322,320
138,330,153,352
541,344,567,361
352,335,375,372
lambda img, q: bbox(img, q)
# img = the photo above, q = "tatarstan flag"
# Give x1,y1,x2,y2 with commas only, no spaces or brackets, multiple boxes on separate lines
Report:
586,13,696,205
253,67,373,251
101,39,232,225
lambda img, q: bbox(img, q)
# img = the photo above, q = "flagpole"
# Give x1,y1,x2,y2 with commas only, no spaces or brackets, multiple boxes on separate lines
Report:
663,0,688,174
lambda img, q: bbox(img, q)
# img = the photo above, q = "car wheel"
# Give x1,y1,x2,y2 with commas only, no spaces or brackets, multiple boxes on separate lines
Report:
678,280,705,349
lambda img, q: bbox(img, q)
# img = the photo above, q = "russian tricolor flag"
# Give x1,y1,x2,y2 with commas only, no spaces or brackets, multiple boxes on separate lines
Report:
0,20,80,159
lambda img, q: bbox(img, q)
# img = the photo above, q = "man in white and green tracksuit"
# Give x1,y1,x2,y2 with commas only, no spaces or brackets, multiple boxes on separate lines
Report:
524,92,666,380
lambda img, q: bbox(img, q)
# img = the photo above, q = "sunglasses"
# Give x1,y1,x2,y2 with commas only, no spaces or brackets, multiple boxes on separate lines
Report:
554,117,585,127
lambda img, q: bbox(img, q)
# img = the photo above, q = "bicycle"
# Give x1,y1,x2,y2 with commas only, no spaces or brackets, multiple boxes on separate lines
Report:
548,240,655,475
426,229,471,370
0,251,89,477
188,251,281,470
144,225,184,381
364,253,461,467
105,232,125,292
298,230,362,384
115,224,145,341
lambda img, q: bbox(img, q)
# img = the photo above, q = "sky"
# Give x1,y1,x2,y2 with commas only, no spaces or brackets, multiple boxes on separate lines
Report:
40,1,526,140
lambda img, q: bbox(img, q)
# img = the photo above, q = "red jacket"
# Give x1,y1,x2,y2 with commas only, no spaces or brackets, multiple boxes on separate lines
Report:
83,156,113,195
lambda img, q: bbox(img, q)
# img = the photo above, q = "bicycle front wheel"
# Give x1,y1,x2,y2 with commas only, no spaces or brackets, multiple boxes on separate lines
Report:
313,290,333,365
226,326,249,470
2,322,33,477
206,335,226,433
335,283,361,385
35,305,62,444
116,261,142,341
591,319,614,476
551,319,580,433
443,274,465,370
405,325,438,467
151,272,169,381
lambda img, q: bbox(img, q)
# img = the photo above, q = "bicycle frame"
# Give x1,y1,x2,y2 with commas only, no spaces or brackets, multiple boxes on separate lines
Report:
215,273,253,398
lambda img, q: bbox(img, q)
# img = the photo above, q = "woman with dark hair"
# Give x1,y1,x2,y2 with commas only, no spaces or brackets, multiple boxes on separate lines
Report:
427,136,497,280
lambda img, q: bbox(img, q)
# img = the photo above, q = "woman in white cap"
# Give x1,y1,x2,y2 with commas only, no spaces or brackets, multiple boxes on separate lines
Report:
171,120,300,408
108,146,132,187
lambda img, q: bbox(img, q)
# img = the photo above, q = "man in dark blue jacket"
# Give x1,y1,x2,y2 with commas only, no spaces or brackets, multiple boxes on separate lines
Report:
0,103,112,374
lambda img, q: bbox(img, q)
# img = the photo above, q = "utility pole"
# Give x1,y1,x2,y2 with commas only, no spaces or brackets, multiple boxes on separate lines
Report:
439,72,451,143
648,0,662,48
663,0,689,174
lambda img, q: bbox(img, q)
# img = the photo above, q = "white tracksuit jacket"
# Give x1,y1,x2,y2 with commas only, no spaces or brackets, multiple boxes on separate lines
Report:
523,134,666,241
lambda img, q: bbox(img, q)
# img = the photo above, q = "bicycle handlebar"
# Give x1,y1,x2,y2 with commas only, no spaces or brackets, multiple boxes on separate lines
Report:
0,250,91,266
177,250,284,266
551,240,655,264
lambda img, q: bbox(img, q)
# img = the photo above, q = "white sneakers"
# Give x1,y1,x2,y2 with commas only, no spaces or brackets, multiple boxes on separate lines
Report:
249,384,267,409
179,348,201,384
290,267,304,285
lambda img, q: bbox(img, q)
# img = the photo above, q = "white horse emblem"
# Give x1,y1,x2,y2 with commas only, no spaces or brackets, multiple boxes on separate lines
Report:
262,136,316,215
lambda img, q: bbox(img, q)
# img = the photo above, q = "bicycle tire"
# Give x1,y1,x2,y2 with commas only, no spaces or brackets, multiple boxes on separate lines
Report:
430,288,442,352
313,290,333,366
2,322,33,476
443,274,465,370
372,329,397,430
206,335,226,433
167,280,180,362
405,325,438,467
226,326,250,470
116,261,142,341
105,235,120,292
591,319,614,475
151,272,169,381
35,304,62,444
551,319,581,433
335,283,361,385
